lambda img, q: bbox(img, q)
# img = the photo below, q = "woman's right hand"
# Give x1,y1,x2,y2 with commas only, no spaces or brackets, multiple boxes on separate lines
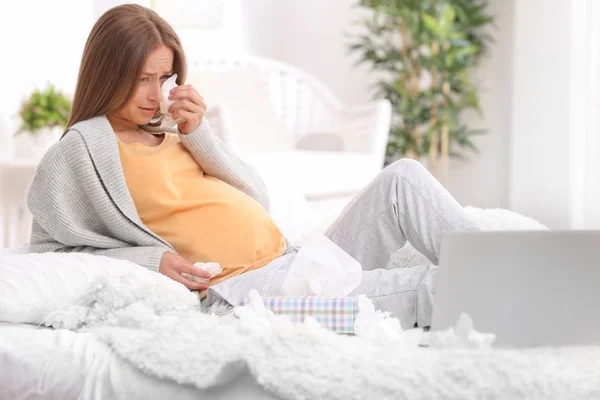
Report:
159,251,211,291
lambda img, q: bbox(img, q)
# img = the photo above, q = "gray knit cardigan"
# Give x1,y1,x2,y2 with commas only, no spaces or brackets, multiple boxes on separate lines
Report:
26,115,271,272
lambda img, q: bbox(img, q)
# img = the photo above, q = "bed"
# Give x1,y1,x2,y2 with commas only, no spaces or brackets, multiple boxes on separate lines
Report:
4,208,599,400
0,322,278,400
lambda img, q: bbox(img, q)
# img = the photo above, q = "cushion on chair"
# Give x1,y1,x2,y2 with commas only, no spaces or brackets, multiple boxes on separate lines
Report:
256,166,314,245
242,150,381,200
296,133,345,152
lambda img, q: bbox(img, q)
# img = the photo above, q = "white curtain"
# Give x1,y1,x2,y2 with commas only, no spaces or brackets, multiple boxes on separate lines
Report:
511,0,600,229
570,0,600,229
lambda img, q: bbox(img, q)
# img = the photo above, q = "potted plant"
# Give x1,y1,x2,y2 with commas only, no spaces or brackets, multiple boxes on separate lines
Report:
14,84,71,158
348,0,493,184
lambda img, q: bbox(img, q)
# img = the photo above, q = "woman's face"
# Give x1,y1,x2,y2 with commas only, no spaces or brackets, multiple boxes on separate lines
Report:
114,44,174,126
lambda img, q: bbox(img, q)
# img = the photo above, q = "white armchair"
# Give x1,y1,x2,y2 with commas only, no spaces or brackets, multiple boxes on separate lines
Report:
185,56,392,230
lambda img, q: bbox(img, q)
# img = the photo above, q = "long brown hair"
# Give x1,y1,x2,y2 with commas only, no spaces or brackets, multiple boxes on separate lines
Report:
64,4,186,135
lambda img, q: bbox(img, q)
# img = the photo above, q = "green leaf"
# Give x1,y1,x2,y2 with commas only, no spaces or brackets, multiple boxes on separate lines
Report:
446,49,456,67
375,5,403,17
439,4,456,37
450,38,471,47
456,45,480,59
421,12,441,36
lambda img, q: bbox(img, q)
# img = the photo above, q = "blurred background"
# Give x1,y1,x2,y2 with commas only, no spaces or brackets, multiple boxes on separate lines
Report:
1,0,599,248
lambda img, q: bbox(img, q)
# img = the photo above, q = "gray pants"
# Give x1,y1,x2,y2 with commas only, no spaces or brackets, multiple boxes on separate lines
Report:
205,159,480,328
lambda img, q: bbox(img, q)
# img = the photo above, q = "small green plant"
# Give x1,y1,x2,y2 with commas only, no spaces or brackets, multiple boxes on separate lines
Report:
17,84,71,135
348,0,493,168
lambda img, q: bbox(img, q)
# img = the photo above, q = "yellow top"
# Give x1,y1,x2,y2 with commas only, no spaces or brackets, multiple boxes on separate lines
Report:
117,133,286,287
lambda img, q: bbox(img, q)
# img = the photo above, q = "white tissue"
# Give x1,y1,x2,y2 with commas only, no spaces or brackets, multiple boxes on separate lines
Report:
281,234,362,296
181,262,223,284
160,74,177,114
353,295,405,341
233,289,299,336
194,262,223,278
426,313,496,349
154,73,183,128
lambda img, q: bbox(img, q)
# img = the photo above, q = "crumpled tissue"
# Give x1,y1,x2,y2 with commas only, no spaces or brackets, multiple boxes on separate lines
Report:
353,295,425,346
281,234,362,296
424,312,496,349
353,295,404,339
151,73,185,128
181,262,223,284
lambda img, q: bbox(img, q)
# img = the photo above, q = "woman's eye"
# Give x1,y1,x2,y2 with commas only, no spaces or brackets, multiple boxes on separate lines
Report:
160,75,171,80
140,77,150,83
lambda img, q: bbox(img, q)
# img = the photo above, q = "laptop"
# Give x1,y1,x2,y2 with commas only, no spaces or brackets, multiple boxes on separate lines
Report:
431,231,600,348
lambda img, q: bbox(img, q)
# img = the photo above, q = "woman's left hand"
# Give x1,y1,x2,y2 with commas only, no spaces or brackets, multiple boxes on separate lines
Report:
168,84,207,135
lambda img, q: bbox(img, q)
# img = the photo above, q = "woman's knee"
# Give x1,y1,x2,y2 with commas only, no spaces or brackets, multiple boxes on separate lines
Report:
383,158,426,180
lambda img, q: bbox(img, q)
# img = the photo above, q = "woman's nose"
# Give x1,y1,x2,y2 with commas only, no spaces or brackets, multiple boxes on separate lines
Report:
148,80,162,103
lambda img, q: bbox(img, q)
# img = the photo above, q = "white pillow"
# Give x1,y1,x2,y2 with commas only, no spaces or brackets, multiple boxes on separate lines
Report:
0,252,187,325
253,164,313,244
241,150,380,199
186,66,294,154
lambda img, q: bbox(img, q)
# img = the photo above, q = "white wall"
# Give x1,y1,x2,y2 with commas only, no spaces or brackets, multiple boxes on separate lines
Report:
0,0,94,136
94,0,245,59
446,0,514,209
240,0,288,60
242,0,374,105
93,0,149,16
242,0,514,210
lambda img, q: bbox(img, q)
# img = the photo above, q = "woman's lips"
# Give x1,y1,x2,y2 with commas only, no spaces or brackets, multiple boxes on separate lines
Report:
140,107,157,115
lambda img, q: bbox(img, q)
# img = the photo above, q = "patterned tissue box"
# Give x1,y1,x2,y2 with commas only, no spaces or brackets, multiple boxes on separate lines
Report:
241,296,359,334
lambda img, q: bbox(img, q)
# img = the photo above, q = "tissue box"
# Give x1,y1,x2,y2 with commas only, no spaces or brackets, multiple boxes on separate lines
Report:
242,296,359,334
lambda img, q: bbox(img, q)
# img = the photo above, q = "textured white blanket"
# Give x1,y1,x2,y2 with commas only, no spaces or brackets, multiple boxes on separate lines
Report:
44,271,600,400
39,208,600,399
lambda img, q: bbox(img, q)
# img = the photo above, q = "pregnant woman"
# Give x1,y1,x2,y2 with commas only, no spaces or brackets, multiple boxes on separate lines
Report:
26,4,480,328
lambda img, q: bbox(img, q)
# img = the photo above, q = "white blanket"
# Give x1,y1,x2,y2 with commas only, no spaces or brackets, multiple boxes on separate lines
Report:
41,271,600,400
4,207,600,399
